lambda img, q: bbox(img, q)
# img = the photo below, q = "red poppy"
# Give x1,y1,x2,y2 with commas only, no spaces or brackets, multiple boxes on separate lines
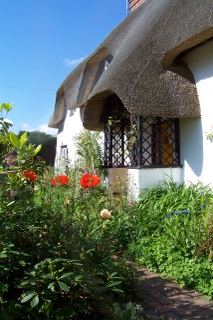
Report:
50,177,57,186
58,175,69,185
23,170,38,182
90,174,101,187
51,175,69,186
80,173,101,189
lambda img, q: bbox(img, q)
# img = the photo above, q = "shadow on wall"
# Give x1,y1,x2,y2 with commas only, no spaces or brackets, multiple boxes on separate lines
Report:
186,40,213,84
180,118,203,181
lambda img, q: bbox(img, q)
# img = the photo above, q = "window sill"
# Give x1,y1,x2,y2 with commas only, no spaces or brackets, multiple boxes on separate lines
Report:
129,165,183,169
103,165,182,169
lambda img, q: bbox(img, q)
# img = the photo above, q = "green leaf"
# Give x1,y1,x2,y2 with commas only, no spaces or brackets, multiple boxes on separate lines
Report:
107,281,122,287
60,272,73,279
35,144,42,154
10,250,21,255
43,273,54,279
4,102,13,111
0,253,7,258
110,272,118,277
74,275,83,282
111,288,124,293
9,132,19,148
0,102,13,112
72,262,82,266
19,260,26,266
58,281,70,292
19,132,27,148
21,292,35,303
47,282,55,289
31,295,39,307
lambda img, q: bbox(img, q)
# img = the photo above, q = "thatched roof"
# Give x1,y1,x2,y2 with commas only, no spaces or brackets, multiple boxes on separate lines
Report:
49,0,213,131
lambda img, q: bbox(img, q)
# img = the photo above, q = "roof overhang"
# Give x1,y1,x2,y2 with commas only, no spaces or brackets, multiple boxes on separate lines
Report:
49,0,213,131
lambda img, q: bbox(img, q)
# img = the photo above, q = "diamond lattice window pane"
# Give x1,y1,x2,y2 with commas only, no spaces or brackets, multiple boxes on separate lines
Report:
104,113,180,168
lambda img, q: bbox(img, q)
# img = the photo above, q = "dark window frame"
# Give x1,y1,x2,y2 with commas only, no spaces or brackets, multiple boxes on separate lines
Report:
104,113,181,169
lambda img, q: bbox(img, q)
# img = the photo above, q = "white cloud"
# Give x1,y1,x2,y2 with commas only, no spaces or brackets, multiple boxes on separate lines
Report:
64,56,87,68
17,122,57,136
5,118,13,125
1,119,57,136
19,122,34,132
37,124,57,136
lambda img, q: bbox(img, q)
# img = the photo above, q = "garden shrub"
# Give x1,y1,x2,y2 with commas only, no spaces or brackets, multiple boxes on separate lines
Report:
0,104,138,319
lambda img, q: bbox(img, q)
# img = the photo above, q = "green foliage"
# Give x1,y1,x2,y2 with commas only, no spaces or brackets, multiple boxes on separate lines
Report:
0,166,136,318
0,103,13,158
0,108,137,319
127,179,213,299
0,102,13,134
10,131,42,162
74,129,107,178
109,302,145,320
18,131,56,145
18,130,56,166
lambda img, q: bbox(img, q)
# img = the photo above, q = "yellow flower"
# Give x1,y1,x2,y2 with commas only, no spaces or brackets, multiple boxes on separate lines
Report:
100,209,112,220
65,199,70,206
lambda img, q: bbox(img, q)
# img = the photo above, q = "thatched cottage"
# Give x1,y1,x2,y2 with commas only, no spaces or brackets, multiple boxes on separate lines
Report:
49,0,213,197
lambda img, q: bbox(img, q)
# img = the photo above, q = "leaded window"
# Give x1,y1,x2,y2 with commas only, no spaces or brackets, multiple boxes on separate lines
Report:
104,110,180,168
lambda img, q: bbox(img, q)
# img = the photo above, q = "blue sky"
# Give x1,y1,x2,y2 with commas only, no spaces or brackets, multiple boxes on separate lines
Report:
0,0,126,135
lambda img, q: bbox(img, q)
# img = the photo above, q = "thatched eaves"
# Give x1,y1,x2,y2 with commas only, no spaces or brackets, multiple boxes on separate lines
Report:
49,0,213,131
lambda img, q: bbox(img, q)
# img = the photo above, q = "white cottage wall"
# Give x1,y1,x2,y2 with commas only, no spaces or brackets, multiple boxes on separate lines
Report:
182,40,213,187
128,167,182,199
55,109,84,170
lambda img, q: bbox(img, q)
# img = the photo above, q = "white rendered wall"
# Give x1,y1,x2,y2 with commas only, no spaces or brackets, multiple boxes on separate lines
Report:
182,40,213,187
128,167,182,199
55,109,84,170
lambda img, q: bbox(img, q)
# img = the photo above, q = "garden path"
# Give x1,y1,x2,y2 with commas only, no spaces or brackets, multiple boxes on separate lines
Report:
135,267,213,320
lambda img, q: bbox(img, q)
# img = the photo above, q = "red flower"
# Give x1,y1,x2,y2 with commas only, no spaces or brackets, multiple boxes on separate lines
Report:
91,174,101,187
50,177,57,186
58,175,69,185
51,175,69,186
23,170,38,182
80,173,101,189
